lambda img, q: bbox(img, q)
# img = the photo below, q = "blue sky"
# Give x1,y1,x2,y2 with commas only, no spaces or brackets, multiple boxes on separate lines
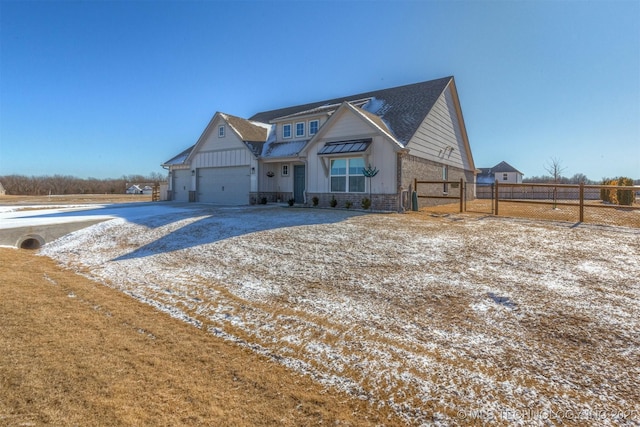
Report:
1,0,638,181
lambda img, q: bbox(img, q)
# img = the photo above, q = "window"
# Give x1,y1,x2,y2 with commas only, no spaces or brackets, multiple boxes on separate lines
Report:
283,124,292,139
295,122,305,138
309,120,319,135
502,173,508,181
330,158,365,192
218,125,225,138
281,164,289,176
442,165,449,193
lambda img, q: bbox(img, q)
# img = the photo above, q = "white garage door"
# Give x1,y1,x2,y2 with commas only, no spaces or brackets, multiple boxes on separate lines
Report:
172,169,191,202
197,166,250,204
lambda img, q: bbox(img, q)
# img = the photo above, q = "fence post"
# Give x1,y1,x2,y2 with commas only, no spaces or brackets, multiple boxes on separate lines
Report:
494,180,499,215
579,182,584,222
459,178,464,213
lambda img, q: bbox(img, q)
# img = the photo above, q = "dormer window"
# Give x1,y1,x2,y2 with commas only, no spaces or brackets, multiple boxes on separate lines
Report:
309,120,319,135
295,122,305,138
283,124,292,139
218,125,225,138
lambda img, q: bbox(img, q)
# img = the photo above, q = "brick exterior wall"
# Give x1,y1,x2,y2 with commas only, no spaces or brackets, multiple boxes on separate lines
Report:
251,154,476,212
304,192,400,211
250,191,293,205
399,153,475,209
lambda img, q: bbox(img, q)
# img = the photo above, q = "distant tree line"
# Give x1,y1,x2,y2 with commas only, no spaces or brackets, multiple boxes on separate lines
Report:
0,173,167,196
522,158,639,185
523,173,595,184
524,174,639,185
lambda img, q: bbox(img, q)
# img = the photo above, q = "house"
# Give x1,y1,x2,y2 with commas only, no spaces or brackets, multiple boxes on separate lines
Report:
477,161,524,185
162,76,476,211
126,184,143,194
0,182,5,196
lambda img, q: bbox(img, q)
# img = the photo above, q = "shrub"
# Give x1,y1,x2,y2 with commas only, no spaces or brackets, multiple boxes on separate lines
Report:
617,177,636,206
330,196,337,208
312,196,319,207
260,197,267,205
361,197,371,210
601,177,636,205
287,198,295,206
345,201,352,209
601,179,617,204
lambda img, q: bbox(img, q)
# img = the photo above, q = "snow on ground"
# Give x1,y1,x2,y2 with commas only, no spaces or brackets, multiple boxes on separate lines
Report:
27,204,640,425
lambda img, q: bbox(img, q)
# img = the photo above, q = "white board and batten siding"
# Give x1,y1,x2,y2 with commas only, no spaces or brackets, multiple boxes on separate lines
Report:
191,148,254,169
192,115,255,169
407,86,472,171
319,110,371,141
306,108,398,194
183,115,258,203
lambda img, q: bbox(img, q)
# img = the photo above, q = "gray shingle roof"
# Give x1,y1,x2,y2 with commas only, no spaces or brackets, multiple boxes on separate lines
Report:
249,76,453,146
489,161,523,174
220,113,270,143
162,144,194,166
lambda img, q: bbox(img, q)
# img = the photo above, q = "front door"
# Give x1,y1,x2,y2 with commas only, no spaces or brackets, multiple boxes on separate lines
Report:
293,165,305,203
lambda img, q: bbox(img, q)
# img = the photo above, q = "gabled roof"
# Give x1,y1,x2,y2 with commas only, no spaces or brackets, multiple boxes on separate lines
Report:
181,112,272,163
162,144,194,166
220,113,270,143
249,76,453,146
491,161,523,174
301,101,406,157
479,161,524,176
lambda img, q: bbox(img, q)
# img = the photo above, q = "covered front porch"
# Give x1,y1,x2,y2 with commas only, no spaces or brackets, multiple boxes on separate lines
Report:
252,160,306,204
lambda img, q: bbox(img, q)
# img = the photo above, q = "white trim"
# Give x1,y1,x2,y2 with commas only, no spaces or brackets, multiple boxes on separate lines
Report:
309,119,319,135
283,123,292,139
295,122,305,138
330,157,366,193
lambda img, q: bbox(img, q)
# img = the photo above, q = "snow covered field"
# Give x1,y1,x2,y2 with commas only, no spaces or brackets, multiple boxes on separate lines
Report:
27,204,640,425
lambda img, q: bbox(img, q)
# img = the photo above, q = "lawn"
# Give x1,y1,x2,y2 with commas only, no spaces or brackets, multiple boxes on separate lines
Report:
22,203,640,426
0,247,388,426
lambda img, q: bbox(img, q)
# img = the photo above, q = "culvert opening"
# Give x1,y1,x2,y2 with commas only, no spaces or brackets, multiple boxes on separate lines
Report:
18,235,45,250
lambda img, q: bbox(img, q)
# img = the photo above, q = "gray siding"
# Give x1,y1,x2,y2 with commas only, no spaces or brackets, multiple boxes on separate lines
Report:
406,85,472,172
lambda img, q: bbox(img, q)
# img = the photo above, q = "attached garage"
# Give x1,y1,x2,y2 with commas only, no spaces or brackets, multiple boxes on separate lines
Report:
172,169,192,202
197,166,250,204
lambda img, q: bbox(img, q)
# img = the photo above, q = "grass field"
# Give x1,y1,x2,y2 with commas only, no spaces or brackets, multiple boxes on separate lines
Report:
434,198,640,228
2,195,639,425
0,193,152,205
0,248,391,426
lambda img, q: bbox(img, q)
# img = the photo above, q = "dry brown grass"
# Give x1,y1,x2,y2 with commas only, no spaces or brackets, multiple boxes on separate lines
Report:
0,194,152,206
427,198,640,228
0,248,395,426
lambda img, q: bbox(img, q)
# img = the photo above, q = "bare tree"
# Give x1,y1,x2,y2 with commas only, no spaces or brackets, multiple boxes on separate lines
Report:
544,157,566,183
544,157,566,209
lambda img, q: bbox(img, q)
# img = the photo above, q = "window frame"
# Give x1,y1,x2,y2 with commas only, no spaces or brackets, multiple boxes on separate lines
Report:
295,122,305,138
309,120,319,135
283,123,292,139
330,157,366,193
281,164,289,177
218,125,225,138
502,173,508,181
